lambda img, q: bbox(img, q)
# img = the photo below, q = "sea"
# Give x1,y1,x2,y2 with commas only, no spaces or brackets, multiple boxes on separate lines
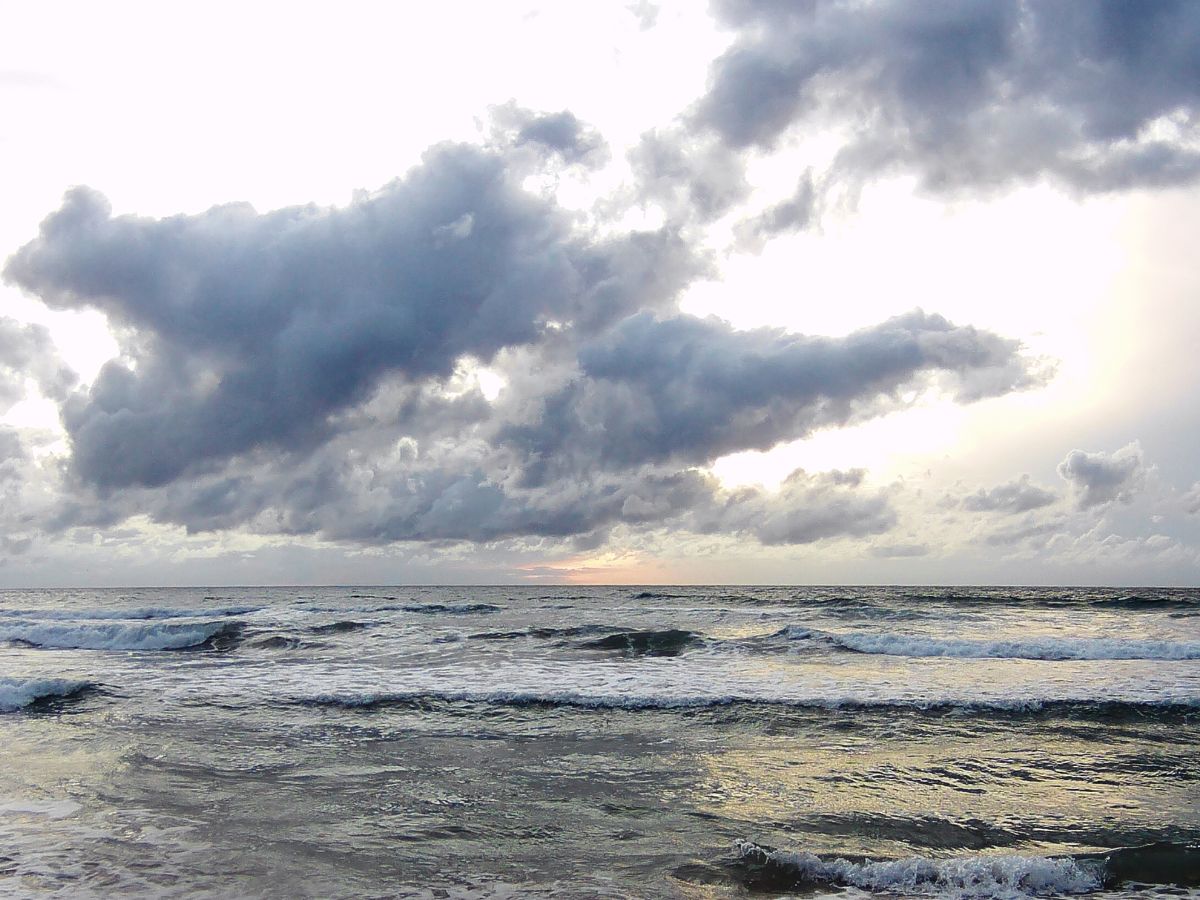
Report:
1,585,1198,899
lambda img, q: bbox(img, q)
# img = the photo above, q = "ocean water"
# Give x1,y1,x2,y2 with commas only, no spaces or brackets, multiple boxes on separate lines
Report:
1,585,1198,899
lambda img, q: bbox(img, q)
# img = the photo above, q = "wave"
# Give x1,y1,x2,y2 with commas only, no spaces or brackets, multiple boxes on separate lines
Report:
295,690,1200,719
248,635,315,650
0,620,240,651
0,604,258,621
726,840,1200,895
309,620,371,635
299,602,503,615
779,625,1200,660
579,629,700,656
469,625,618,641
1093,594,1200,611
0,677,95,712
397,602,503,615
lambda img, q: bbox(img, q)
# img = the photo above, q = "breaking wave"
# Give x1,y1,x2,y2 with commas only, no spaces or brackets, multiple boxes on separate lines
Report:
0,620,240,651
0,604,258,621
779,625,1200,660
0,677,95,712
727,839,1200,895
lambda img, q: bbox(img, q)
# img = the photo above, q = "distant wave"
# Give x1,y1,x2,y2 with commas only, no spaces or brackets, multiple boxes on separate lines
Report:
779,625,1200,660
398,603,503,615
0,620,239,651
728,840,1200,895
298,602,503,615
0,605,258,621
1092,594,1200,611
0,677,95,712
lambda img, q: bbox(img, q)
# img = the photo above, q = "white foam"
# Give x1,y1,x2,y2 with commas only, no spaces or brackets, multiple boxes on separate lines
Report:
0,620,232,651
782,626,1200,660
0,677,92,712
737,841,1103,897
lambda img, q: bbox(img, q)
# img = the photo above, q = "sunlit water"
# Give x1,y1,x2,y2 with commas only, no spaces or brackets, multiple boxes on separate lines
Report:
2,586,1198,897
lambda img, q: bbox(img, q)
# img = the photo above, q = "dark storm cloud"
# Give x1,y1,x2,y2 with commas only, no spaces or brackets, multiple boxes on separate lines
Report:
961,476,1057,515
5,143,699,489
501,309,1042,483
696,0,1200,193
1057,443,1146,510
0,317,75,411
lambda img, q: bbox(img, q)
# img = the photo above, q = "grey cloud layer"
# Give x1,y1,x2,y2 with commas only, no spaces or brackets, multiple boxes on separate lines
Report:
698,0,1200,194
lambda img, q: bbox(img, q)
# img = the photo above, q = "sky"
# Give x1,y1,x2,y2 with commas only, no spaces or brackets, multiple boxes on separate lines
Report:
1,0,1199,587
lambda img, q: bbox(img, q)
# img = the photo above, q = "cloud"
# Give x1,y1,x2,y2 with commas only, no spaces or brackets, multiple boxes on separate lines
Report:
734,172,816,249
2,90,1048,558
489,102,609,167
869,541,929,559
501,309,1043,483
5,143,699,489
983,514,1067,547
628,128,751,225
691,468,894,545
1057,442,1146,509
961,475,1057,515
0,317,75,412
696,0,1200,194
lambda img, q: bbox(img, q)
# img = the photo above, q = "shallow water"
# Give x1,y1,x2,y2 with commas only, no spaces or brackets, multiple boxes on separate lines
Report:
1,585,1198,897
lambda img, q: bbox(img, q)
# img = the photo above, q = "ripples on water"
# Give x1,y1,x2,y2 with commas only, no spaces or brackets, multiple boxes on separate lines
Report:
1,585,1198,897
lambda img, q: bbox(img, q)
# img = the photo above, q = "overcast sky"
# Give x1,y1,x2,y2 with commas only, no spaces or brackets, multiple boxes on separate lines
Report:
2,0,1199,586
